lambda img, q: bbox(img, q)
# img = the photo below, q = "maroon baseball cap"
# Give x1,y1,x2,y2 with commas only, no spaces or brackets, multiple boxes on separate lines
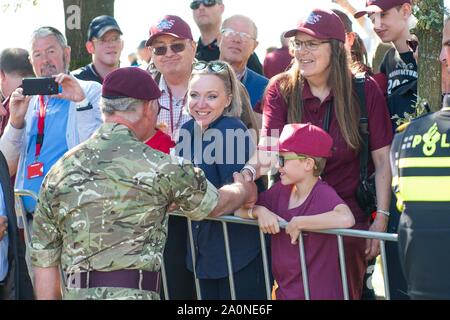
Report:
102,67,161,101
354,0,411,18
146,15,193,46
284,8,346,43
260,123,333,158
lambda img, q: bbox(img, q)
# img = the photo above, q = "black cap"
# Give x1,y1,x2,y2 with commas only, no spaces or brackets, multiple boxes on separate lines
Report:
88,15,122,41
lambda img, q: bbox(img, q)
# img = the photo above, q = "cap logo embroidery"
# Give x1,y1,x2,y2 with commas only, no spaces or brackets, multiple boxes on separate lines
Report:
157,19,175,31
306,13,322,25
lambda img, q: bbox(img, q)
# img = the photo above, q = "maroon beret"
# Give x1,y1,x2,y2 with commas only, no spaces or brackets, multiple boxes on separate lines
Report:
355,0,411,18
146,15,193,46
260,123,333,158
284,8,346,43
102,67,161,101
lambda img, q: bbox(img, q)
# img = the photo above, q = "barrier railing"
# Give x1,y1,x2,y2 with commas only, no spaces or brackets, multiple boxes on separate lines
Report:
14,188,398,300
168,213,398,301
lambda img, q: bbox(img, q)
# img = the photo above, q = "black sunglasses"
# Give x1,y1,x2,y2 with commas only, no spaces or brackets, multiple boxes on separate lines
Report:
152,43,186,56
190,0,220,10
406,39,418,53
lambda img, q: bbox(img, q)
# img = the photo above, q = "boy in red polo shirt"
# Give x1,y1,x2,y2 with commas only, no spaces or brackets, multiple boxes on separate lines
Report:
236,123,355,300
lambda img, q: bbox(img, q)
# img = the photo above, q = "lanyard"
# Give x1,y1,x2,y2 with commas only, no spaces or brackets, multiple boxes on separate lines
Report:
168,88,187,135
35,95,47,159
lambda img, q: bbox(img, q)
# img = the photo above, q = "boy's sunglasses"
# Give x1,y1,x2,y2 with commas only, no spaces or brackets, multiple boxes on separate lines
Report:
190,0,220,10
277,154,308,167
152,43,186,56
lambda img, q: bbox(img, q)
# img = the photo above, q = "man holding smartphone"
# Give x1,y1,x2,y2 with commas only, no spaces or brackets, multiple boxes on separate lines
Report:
0,26,102,219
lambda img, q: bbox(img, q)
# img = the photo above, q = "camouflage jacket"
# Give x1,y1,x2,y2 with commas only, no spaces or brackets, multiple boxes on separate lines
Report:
30,123,219,300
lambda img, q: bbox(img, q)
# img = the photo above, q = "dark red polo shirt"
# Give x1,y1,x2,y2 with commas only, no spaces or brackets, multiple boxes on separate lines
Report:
262,77,393,223
257,180,345,300
263,46,293,79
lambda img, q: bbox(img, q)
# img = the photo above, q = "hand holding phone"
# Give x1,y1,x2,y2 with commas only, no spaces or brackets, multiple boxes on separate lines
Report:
22,77,61,96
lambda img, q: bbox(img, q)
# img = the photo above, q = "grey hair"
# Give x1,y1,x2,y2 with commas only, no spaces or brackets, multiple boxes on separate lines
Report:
30,26,68,50
189,60,242,118
101,97,147,122
222,14,258,40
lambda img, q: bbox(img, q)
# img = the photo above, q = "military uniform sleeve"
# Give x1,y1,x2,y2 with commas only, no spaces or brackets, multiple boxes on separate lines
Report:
30,175,63,268
159,157,219,221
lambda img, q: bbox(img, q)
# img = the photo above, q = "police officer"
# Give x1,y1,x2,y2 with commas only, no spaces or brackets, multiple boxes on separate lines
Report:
390,17,450,299
30,67,257,300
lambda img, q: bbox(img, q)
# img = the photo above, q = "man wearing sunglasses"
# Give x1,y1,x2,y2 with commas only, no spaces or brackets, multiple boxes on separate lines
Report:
145,14,198,300
190,0,264,76
73,15,124,84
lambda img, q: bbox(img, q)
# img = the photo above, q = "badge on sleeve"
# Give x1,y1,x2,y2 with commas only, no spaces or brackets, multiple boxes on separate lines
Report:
27,162,44,179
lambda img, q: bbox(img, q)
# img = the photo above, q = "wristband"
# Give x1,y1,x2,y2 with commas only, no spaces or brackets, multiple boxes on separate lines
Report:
241,165,256,181
376,209,390,217
76,97,93,111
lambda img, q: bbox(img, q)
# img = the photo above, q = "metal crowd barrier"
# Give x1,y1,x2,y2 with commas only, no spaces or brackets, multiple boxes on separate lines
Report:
14,189,38,286
13,188,398,300
167,213,398,301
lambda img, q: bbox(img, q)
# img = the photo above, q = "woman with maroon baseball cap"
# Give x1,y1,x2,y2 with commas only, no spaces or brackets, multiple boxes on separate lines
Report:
251,7,393,300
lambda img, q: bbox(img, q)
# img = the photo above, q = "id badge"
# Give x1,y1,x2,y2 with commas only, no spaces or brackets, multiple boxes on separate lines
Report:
27,162,44,179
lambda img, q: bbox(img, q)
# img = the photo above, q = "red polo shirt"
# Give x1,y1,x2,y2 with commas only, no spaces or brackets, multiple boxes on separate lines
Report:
262,76,393,223
145,129,175,154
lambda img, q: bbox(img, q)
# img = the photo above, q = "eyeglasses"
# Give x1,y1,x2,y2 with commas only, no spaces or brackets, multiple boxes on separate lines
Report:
152,43,186,56
190,0,220,10
406,39,418,53
290,39,330,51
221,28,256,42
277,154,308,167
93,36,122,46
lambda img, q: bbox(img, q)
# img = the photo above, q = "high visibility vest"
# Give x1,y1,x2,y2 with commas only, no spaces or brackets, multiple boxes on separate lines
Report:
391,109,450,211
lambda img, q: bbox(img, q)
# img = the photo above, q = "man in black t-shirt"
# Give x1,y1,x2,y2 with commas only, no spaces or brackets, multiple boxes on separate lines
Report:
190,0,263,75
72,16,124,84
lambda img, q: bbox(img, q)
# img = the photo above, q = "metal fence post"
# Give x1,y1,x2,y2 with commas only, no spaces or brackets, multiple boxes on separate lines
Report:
337,235,349,300
298,231,310,300
259,230,272,300
187,219,202,300
222,221,236,300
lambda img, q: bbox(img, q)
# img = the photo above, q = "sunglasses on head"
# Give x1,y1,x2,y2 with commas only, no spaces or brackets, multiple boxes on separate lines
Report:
193,61,227,72
277,154,308,167
190,0,220,10
406,39,418,53
152,42,186,56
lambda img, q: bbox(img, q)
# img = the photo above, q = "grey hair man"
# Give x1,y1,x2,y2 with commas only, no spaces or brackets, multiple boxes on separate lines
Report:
0,26,102,216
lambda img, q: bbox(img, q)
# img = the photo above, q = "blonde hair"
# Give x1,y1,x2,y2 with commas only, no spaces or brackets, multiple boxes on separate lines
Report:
189,60,242,118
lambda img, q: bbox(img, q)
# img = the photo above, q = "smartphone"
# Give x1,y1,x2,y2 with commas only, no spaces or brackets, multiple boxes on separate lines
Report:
22,77,61,96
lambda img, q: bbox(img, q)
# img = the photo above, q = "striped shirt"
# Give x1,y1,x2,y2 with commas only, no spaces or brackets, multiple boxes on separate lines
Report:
157,76,192,141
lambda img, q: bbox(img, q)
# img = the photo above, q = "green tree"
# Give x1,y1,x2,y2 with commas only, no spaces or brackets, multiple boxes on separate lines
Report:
63,0,115,70
414,0,445,111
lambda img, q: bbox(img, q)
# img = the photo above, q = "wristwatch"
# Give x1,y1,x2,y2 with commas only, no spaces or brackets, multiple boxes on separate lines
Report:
76,97,93,111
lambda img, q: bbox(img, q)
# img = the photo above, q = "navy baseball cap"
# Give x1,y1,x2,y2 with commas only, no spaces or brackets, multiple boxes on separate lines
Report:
88,15,123,41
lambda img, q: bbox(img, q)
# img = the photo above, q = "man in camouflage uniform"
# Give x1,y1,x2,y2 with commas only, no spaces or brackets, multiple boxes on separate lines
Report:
29,67,257,300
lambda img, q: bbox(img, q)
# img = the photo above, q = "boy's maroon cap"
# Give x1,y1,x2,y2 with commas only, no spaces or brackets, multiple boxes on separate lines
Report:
284,8,346,43
146,15,193,46
354,0,411,18
102,67,161,100
259,123,333,158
